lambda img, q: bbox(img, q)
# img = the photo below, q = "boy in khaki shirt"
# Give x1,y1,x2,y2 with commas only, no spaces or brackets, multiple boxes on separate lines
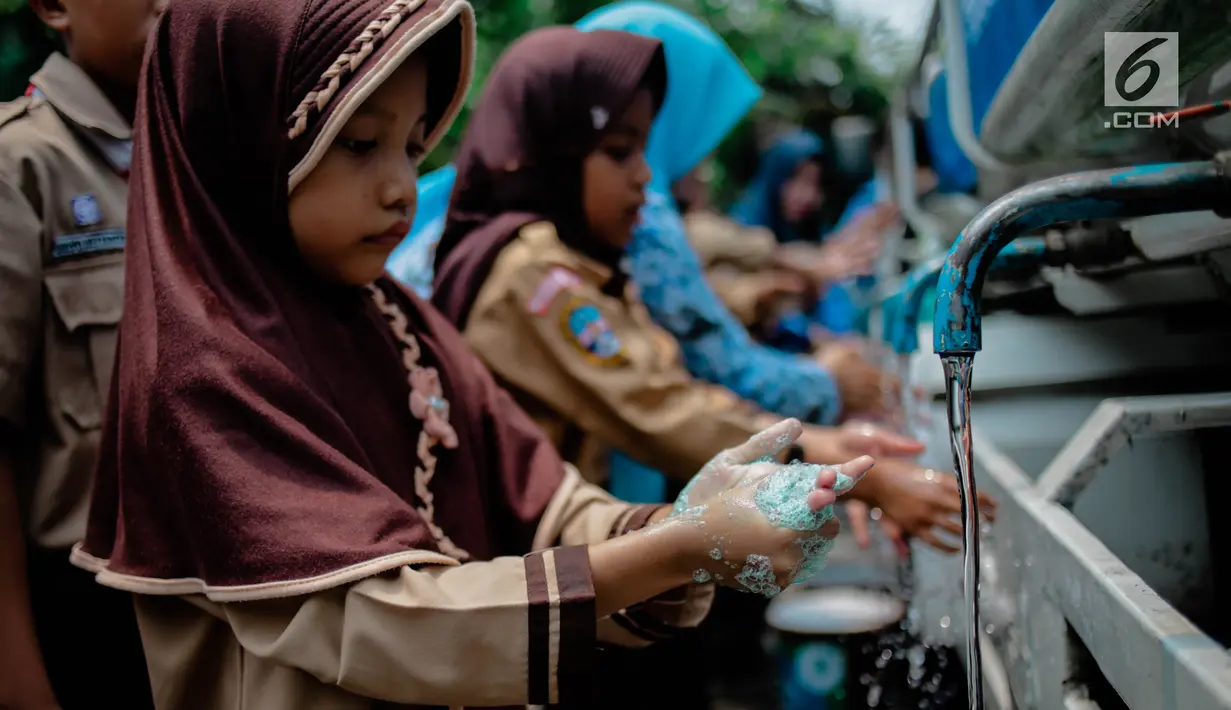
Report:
0,1,166,708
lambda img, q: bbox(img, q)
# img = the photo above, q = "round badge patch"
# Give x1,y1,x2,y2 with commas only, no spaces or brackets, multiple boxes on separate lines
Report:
559,297,627,367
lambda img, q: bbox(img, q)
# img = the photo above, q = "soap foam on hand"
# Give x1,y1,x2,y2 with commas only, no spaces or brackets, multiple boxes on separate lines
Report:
752,458,856,588
666,453,861,598
753,458,855,531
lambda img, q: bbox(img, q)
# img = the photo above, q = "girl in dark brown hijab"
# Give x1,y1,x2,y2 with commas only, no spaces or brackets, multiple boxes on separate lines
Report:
69,2,859,708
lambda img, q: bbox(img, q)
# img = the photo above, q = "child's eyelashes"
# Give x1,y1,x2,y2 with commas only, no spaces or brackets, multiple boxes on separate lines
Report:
602,145,635,162
334,135,426,162
337,137,379,156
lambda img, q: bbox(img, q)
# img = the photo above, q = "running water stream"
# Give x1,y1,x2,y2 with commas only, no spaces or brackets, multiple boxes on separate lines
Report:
942,354,983,710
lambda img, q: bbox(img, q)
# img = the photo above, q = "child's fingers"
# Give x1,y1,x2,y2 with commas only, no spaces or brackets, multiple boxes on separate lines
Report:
806,488,836,512
934,515,964,537
722,418,803,466
832,456,874,492
843,424,923,457
845,500,871,548
813,466,836,490
917,528,961,554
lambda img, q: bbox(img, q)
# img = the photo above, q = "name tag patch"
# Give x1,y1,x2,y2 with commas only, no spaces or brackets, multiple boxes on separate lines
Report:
560,297,627,367
528,267,583,315
52,228,126,260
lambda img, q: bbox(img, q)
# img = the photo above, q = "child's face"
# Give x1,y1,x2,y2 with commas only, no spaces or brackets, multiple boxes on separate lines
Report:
581,88,655,250
289,59,428,286
780,159,824,224
35,0,167,91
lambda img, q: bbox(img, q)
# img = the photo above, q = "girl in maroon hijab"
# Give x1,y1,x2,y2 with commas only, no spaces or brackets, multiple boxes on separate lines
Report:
69,1,867,708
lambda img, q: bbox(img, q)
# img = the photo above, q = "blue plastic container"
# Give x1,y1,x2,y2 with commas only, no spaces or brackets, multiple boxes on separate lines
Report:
924,0,1056,193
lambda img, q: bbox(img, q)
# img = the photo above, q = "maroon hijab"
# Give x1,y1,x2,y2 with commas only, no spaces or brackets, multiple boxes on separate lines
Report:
432,26,665,328
74,0,569,601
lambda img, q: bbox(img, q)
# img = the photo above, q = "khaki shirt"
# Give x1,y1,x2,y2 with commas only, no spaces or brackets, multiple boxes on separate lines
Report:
464,222,775,484
0,53,131,549
683,209,777,271
129,466,713,709
683,210,783,325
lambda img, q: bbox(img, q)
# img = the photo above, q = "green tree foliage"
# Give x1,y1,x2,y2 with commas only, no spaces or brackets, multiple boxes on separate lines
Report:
425,0,904,205
0,3,58,102
0,0,907,204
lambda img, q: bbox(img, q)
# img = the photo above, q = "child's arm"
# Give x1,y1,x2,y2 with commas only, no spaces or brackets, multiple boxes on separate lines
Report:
187,525,697,707
625,199,844,425
0,178,59,710
529,464,713,648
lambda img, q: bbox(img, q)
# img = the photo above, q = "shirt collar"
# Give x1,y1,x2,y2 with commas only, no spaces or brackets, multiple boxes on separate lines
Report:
30,53,133,175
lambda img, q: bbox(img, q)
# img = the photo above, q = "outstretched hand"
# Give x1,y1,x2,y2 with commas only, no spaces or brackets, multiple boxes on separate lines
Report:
672,418,809,515
851,459,998,555
680,455,874,595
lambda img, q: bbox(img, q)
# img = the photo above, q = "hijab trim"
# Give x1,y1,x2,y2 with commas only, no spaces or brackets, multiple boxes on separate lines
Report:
68,546,457,602
287,0,475,191
287,0,428,139
368,284,471,561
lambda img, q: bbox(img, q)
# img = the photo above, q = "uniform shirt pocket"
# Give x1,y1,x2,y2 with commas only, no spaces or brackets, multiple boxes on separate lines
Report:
42,253,124,430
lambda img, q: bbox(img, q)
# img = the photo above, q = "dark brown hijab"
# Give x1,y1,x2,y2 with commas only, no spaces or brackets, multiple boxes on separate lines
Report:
432,26,665,328
74,0,570,601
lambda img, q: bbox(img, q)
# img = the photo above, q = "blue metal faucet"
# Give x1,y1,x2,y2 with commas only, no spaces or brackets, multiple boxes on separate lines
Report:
885,238,1045,356
933,160,1230,355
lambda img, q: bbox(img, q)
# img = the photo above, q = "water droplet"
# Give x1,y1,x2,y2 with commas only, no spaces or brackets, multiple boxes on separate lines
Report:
1026,555,1034,567
870,507,883,521
940,615,951,629
867,684,882,707
924,468,936,481
985,624,996,634
981,521,992,535
881,649,893,661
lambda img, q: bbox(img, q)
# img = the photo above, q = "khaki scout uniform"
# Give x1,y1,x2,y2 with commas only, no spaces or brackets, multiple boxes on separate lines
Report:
0,53,148,709
464,222,781,484
129,466,713,709
0,52,129,550
682,210,784,326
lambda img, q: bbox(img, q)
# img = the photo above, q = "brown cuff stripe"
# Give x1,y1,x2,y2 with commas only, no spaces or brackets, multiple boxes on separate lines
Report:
609,504,661,539
525,546,596,706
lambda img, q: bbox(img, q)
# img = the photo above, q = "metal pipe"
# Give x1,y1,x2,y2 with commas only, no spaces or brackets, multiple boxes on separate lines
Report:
937,0,1013,174
907,0,941,86
885,238,1045,355
890,91,946,258
933,160,1230,355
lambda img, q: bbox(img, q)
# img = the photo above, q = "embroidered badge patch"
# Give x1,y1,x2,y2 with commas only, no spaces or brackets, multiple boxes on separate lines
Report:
559,297,627,366
51,228,125,260
70,194,102,227
528,267,583,315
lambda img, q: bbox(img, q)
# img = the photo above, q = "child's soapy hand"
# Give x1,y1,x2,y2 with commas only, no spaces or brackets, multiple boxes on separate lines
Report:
673,456,874,596
671,418,805,516
856,458,999,554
